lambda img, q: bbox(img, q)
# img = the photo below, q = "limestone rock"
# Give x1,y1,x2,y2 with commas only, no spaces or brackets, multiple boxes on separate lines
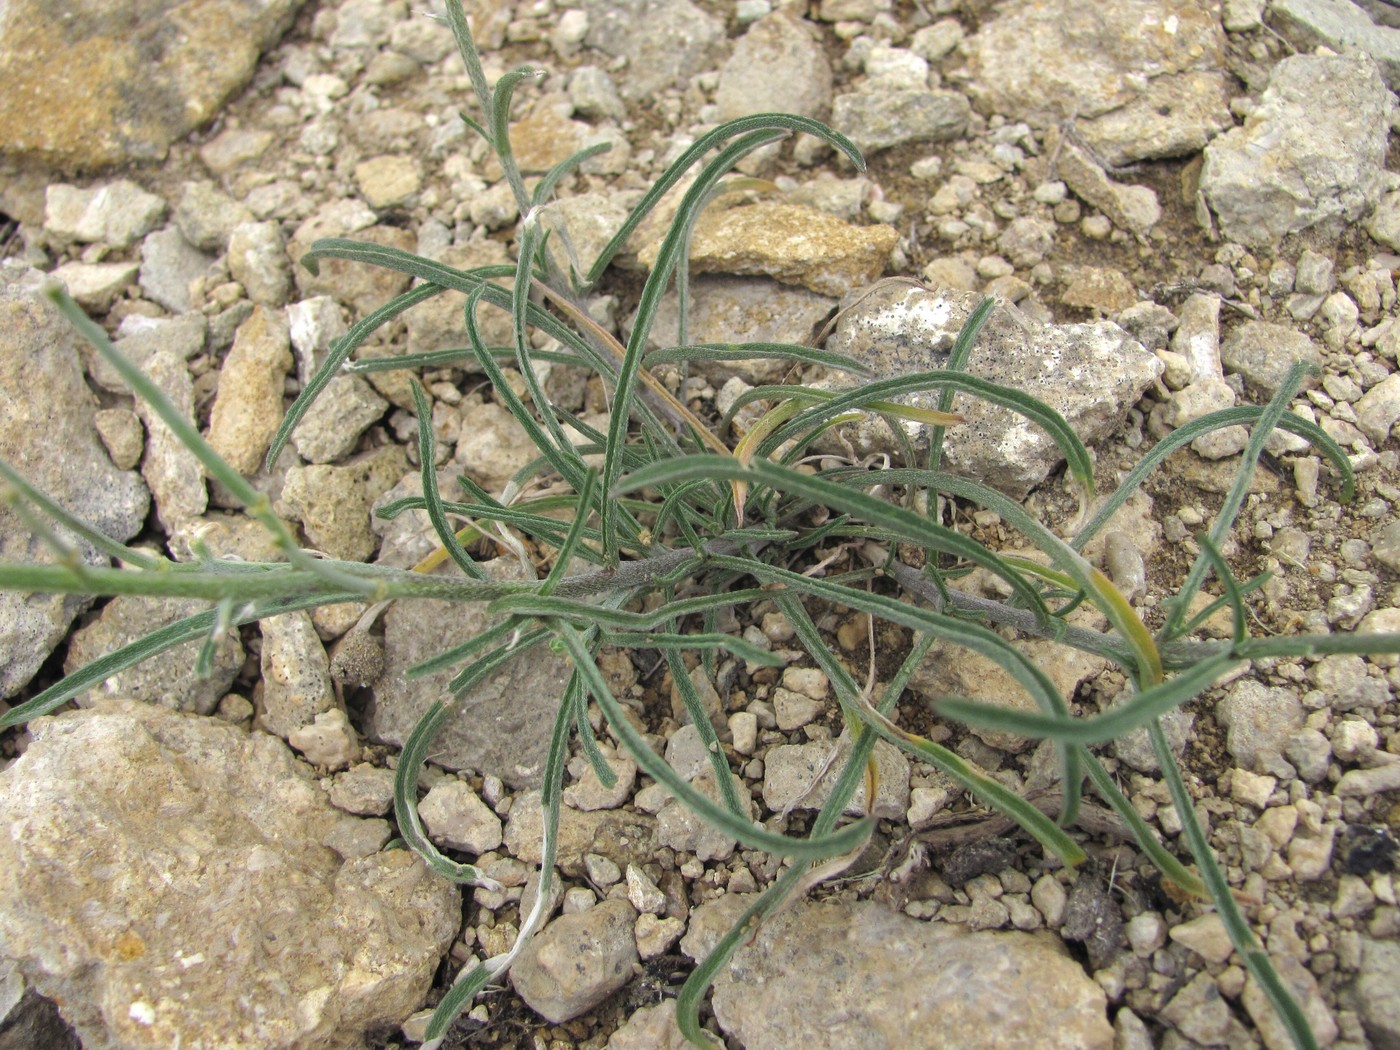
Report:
0,266,148,699
43,181,166,249
257,609,335,740
227,221,292,307
1221,321,1323,400
0,0,306,170
134,348,207,530
579,0,724,101
418,780,503,854
1215,679,1306,777
823,283,1162,499
1271,0,1400,88
964,0,1231,166
0,700,459,1050
831,88,971,155
174,180,254,252
207,306,292,476
138,226,215,313
682,897,1113,1050
363,558,575,788
761,737,910,819
1200,51,1394,247
510,899,638,1023
716,14,833,122
277,445,408,562
63,596,242,715
504,790,658,876
636,201,897,297
49,261,138,312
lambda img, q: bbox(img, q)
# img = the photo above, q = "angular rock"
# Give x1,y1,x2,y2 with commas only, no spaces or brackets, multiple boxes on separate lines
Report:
0,267,149,699
43,181,166,249
277,445,408,562
453,398,541,492
258,609,335,740
364,558,574,789
1271,0,1400,88
911,632,1108,752
823,283,1162,499
354,155,421,210
607,1000,689,1049
831,88,971,155
403,238,514,356
418,779,503,854
646,276,837,385
63,595,242,715
1357,936,1400,1049
0,0,305,170
637,201,897,297
49,260,138,312
138,226,215,313
1215,679,1305,777
174,180,254,252
964,0,1231,165
0,701,459,1050
227,220,292,306
510,899,638,1023
1200,51,1394,247
93,408,143,470
291,375,388,464
291,215,412,318
761,737,910,820
1047,128,1162,236
716,14,833,122
683,897,1113,1050
655,768,753,862
579,0,724,101
208,306,292,476
134,348,207,530
504,790,658,876
1221,321,1323,400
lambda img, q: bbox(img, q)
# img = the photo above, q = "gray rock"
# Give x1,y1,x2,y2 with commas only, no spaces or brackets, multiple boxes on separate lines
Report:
174,181,254,252
257,609,335,740
1368,190,1400,252
1356,373,1400,445
964,0,1231,165
48,260,138,312
716,14,832,122
1200,51,1394,248
418,779,503,854
403,238,514,356
364,558,574,789
291,374,388,465
94,310,208,392
287,294,348,383
1160,972,1237,1044
510,899,639,1023
831,88,971,154
0,267,149,699
63,595,241,715
562,754,638,811
1357,937,1400,1049
682,897,1113,1049
580,0,724,101
655,768,753,862
135,348,207,530
139,226,216,313
93,407,143,470
1215,679,1305,777
1221,321,1323,400
43,180,167,249
0,700,459,1050
228,220,292,306
568,66,627,123
823,284,1162,499
328,763,397,816
1272,0,1400,88
761,737,910,819
607,1000,689,1049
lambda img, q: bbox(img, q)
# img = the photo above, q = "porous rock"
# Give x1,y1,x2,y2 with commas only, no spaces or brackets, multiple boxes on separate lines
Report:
363,558,574,789
0,700,459,1050
963,0,1231,165
716,14,833,122
1200,51,1394,247
578,0,724,101
681,897,1113,1049
823,283,1162,499
510,899,639,1023
0,266,148,699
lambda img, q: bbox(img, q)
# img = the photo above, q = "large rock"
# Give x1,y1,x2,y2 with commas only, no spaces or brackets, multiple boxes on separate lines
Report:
510,899,639,1023
716,14,833,122
963,0,1231,165
822,283,1162,499
831,87,971,155
579,0,724,101
681,897,1113,1050
1271,0,1400,88
0,1,306,170
0,266,149,699
1200,51,1394,248
0,701,460,1050
363,558,575,789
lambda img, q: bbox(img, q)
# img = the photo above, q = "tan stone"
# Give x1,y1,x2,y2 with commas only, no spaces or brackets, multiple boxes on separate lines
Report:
207,305,292,476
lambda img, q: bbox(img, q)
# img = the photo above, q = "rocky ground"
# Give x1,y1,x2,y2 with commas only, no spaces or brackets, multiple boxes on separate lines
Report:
1,0,1400,1048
